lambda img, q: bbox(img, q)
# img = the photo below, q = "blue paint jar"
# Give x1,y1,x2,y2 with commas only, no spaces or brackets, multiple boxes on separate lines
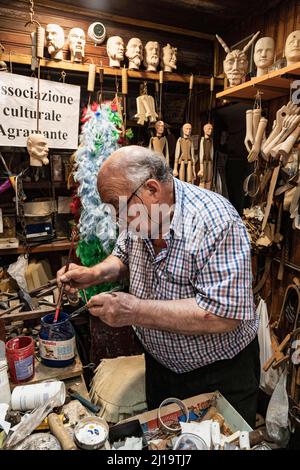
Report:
39,312,75,368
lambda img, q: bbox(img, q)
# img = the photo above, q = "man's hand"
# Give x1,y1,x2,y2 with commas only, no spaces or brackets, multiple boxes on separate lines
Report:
87,292,140,327
56,263,98,294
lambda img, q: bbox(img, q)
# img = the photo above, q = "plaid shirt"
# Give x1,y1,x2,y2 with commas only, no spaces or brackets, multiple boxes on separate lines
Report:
112,177,258,373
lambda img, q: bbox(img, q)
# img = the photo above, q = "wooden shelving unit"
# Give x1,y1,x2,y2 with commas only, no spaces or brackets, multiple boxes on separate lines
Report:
3,53,223,87
0,239,75,255
216,62,300,101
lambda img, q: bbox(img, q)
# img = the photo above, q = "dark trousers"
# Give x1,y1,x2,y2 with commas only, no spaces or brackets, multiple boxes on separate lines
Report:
144,336,260,428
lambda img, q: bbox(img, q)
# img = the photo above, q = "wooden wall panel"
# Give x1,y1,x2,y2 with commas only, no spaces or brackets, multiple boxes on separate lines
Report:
0,0,214,75
218,0,300,72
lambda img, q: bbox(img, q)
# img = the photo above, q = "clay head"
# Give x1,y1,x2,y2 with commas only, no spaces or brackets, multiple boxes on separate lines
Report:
46,24,65,60
107,36,124,67
68,27,86,63
285,30,300,66
126,38,143,70
223,50,248,87
203,123,213,138
216,32,260,87
27,134,49,167
155,120,165,137
254,37,275,76
144,41,160,71
162,44,177,72
182,123,192,138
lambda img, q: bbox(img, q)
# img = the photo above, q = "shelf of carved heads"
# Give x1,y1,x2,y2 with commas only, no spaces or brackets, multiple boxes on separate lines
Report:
2,53,223,87
216,61,300,102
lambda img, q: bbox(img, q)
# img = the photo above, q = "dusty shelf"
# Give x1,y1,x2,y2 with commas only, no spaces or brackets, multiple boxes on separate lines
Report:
0,239,75,255
216,62,300,101
3,53,223,86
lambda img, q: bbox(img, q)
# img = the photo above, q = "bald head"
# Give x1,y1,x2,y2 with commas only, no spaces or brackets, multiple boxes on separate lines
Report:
97,145,171,205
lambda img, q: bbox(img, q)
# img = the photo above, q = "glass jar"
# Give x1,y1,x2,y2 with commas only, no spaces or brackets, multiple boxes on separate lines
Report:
39,312,75,368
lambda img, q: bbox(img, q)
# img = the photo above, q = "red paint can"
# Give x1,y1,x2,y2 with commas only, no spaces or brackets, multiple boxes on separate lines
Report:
6,336,35,384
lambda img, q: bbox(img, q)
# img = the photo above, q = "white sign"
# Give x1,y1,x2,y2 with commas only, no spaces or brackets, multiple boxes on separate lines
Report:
0,73,80,149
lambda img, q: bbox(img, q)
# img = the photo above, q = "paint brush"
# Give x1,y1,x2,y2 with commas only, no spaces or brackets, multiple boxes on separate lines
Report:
53,229,77,323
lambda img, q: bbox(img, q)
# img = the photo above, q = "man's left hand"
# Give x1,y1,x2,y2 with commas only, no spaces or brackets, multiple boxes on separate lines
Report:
87,292,140,327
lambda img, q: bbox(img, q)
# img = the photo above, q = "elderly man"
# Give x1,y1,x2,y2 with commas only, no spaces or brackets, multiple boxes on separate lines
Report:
57,146,259,426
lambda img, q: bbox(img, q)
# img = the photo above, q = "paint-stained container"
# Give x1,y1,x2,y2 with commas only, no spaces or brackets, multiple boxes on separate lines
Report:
6,336,34,384
39,312,75,368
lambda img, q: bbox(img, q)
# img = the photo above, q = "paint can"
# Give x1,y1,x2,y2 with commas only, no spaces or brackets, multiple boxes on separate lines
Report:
11,380,66,411
39,312,75,367
6,336,34,384
74,416,109,450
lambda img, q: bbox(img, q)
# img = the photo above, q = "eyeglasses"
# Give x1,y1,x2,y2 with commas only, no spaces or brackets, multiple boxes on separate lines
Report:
115,179,148,221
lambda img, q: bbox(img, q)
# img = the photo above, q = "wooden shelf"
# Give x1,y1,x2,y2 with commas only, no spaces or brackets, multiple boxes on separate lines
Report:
10,354,83,389
3,52,223,87
0,239,75,255
216,62,300,101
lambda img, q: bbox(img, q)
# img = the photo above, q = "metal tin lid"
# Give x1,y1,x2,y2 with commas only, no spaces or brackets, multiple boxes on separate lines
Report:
74,416,109,450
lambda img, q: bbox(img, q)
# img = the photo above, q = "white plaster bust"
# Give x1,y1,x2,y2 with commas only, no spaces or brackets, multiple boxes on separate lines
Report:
125,38,143,70
27,134,49,167
162,44,177,72
46,24,65,60
254,37,275,76
285,30,300,66
144,41,160,71
68,27,86,63
107,36,124,67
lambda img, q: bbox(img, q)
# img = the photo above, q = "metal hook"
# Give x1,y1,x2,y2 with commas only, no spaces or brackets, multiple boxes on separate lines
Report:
24,19,41,28
59,71,66,83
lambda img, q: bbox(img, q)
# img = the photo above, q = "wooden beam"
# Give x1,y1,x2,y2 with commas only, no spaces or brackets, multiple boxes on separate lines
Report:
28,0,214,41
1,306,54,323
3,53,223,86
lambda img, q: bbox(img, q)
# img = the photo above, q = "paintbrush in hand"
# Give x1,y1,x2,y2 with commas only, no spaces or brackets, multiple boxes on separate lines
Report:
53,229,77,323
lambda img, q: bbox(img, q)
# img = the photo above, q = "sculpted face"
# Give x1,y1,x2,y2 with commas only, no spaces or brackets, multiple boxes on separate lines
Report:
285,30,300,65
254,37,274,71
155,120,165,136
68,28,86,62
126,38,143,68
182,123,192,138
162,44,177,71
27,134,49,166
144,41,160,68
46,24,65,58
107,36,124,61
223,49,248,87
203,123,213,138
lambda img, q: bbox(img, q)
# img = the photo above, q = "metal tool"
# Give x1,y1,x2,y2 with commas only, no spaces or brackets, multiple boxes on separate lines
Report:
67,387,101,414
68,286,121,320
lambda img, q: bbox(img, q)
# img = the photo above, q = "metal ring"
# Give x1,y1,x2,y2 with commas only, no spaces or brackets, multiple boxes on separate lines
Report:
157,397,189,433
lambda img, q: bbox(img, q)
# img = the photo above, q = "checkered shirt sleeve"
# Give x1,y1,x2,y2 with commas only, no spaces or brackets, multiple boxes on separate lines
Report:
112,230,129,266
195,219,255,320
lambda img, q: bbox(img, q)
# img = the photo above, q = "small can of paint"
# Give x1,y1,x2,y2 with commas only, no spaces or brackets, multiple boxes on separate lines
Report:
39,312,75,368
6,336,35,384
74,416,109,450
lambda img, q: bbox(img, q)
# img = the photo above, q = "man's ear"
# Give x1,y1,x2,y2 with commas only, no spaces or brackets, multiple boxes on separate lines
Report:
145,179,161,196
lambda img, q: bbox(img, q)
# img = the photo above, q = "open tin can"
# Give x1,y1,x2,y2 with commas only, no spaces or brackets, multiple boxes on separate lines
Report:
74,416,109,450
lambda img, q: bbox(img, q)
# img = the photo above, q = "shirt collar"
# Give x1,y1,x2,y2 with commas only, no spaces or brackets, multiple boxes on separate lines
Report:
166,177,185,240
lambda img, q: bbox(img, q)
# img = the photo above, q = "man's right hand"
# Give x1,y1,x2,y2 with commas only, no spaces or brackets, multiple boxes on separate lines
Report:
56,263,98,294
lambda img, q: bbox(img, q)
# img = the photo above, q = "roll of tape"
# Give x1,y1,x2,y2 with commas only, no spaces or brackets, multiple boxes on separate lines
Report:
157,397,189,432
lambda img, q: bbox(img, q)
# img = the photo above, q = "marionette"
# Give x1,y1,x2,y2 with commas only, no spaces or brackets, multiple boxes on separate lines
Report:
173,123,196,184
149,121,169,166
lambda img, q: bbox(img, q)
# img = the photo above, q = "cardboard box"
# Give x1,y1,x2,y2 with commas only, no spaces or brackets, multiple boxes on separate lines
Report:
123,391,252,438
